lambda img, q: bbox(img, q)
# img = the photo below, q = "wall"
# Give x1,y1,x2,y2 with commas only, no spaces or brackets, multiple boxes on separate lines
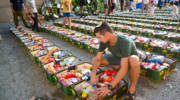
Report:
0,0,43,22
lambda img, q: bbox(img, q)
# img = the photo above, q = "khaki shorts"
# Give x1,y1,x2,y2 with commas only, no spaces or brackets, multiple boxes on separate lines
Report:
103,53,121,66
144,4,149,9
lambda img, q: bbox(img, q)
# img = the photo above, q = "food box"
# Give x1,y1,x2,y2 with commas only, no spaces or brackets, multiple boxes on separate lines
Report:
55,62,95,97
46,46,60,54
71,69,128,100
31,50,48,63
53,50,72,60
39,54,55,65
141,55,176,81
43,62,57,83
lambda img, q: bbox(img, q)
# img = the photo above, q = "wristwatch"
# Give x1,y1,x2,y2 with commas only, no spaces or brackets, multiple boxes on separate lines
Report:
107,84,113,90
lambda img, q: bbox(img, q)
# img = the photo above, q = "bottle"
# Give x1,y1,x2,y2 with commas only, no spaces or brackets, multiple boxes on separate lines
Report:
89,84,97,100
82,85,92,99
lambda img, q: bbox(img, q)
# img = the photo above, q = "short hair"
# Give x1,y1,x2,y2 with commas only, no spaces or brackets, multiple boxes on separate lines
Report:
94,21,113,35
170,1,174,5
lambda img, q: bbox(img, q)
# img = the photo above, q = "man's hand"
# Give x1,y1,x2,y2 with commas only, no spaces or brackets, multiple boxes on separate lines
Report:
11,7,15,14
29,19,34,25
90,71,98,85
96,86,111,99
31,14,35,18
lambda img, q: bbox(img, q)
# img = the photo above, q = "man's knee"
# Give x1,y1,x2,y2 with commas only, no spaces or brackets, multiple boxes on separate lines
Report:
129,55,140,68
129,55,139,61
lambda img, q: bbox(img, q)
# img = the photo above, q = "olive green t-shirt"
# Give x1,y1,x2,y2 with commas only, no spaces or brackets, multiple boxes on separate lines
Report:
99,34,138,58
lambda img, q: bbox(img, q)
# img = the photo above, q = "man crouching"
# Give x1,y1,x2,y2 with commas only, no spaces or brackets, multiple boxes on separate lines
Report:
90,22,140,100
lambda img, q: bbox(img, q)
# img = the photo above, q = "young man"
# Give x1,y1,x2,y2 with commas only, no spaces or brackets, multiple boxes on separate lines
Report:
26,0,39,32
10,0,28,28
90,22,140,100
60,0,72,30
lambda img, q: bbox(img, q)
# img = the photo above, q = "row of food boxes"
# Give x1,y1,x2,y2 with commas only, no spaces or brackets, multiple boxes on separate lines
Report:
10,27,128,99
99,16,180,27
122,12,178,17
72,18,180,41
53,22,180,60
108,14,180,22
85,17,180,33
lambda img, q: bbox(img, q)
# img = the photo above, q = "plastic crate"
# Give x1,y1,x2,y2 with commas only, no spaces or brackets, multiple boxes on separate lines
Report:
59,81,74,97
56,62,95,97
140,66,148,76
71,79,128,100
172,51,180,60
43,62,57,83
146,57,176,81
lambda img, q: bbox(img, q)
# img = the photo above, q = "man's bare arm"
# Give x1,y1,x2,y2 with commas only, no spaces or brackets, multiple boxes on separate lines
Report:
92,51,104,73
110,57,129,88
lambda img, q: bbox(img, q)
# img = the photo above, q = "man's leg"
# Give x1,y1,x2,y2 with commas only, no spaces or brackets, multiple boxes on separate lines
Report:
63,16,67,29
48,7,51,15
32,16,35,31
34,13,39,31
80,6,83,17
13,11,18,28
44,7,47,16
146,5,148,14
112,3,115,14
19,11,28,27
105,8,108,16
32,13,38,31
142,3,144,14
47,7,51,16
108,2,111,15
68,16,71,29
58,8,61,16
50,7,54,16
152,5,154,16
128,55,140,95
121,1,124,11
